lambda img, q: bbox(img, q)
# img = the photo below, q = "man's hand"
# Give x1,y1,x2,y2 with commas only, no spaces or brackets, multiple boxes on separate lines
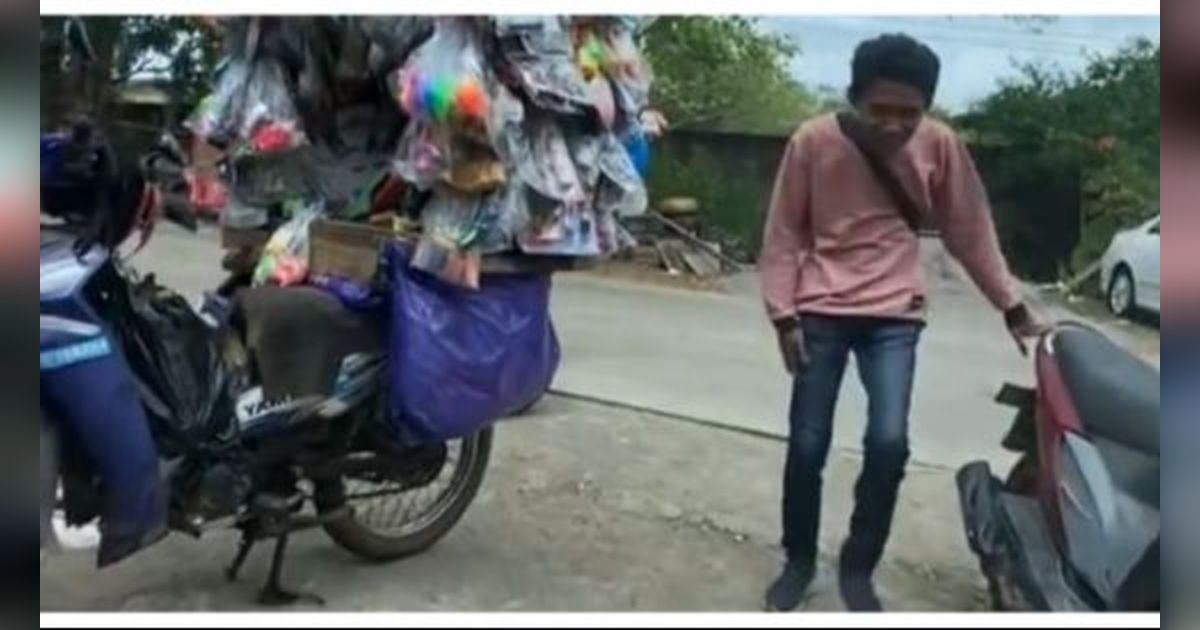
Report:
1004,303,1052,357
775,318,809,374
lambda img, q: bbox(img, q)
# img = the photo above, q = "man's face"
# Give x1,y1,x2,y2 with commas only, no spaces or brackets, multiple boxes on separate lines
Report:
854,79,928,154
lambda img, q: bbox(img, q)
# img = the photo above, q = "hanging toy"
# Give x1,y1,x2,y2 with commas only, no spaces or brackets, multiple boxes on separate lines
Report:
431,76,458,122
454,78,488,122
397,69,489,125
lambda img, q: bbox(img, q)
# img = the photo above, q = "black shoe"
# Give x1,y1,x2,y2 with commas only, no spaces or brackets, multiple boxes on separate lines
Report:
838,553,883,612
764,559,817,612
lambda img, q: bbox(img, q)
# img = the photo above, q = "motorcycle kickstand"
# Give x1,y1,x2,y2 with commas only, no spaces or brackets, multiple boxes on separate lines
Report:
257,534,325,608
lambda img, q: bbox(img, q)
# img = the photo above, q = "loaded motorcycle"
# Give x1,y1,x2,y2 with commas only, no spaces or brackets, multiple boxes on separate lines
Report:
40,131,493,606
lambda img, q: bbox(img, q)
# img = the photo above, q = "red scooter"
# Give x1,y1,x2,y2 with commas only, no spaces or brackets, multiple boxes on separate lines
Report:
957,322,1159,611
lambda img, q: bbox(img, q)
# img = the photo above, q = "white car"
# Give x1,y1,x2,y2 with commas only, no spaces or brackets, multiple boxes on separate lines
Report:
1099,215,1160,317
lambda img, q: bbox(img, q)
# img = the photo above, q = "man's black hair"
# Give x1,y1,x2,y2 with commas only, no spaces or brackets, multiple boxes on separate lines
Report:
847,33,941,107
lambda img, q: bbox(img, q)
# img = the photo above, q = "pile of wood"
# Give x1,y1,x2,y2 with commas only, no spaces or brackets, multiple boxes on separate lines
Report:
620,198,745,279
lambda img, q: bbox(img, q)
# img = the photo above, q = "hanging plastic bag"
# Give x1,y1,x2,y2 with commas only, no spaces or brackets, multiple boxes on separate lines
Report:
517,205,602,257
185,167,229,216
252,203,323,287
238,59,308,154
383,244,560,445
494,16,595,117
392,19,490,131
409,190,503,290
109,272,240,456
393,121,449,190
490,104,587,207
190,58,307,154
621,129,651,180
361,16,435,69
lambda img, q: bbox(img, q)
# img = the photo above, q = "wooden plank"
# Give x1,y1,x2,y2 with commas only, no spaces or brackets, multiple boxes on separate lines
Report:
231,219,590,280
678,243,722,278
1060,258,1103,295
655,239,688,275
648,212,746,272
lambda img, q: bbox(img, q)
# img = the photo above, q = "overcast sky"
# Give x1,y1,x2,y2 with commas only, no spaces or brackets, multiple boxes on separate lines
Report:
763,16,1160,113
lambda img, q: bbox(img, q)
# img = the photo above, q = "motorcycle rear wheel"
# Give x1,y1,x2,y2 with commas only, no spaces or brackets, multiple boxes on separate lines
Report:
316,428,493,562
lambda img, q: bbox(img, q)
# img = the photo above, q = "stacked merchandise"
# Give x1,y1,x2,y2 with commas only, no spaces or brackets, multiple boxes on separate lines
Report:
188,16,655,290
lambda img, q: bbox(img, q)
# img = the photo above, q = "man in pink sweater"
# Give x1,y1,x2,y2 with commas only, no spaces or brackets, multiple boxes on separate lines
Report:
760,34,1048,612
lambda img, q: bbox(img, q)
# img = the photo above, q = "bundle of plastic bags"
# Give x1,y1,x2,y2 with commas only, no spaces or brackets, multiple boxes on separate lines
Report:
188,57,308,156
194,15,658,291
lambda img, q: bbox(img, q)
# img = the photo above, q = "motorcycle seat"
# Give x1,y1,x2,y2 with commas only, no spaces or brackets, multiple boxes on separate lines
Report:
234,286,384,401
1053,325,1159,456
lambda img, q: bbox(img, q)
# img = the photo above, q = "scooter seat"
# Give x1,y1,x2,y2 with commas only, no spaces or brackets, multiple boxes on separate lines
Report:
234,286,384,400
1053,325,1159,456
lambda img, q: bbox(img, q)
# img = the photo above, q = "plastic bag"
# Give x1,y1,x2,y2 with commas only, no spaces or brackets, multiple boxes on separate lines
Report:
595,131,648,217
622,129,651,179
110,273,239,456
409,190,512,289
190,58,307,154
571,19,652,137
495,16,596,117
384,244,560,445
361,16,435,68
393,121,449,190
517,205,602,257
185,167,229,215
252,203,323,287
491,104,587,206
392,19,490,130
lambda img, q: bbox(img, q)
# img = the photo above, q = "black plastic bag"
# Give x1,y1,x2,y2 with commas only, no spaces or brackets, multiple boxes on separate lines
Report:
108,271,238,456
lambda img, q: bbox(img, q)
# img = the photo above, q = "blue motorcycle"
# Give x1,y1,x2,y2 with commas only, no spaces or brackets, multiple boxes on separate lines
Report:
40,130,492,606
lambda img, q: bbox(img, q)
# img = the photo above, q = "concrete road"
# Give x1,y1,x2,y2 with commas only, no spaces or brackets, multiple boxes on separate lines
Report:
41,395,987,612
553,243,1027,471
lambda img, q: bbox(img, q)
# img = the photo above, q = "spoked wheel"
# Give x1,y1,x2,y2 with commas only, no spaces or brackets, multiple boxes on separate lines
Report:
316,428,493,562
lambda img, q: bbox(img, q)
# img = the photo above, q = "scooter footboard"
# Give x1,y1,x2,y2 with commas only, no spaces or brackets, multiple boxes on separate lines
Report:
957,462,1012,557
957,461,1088,611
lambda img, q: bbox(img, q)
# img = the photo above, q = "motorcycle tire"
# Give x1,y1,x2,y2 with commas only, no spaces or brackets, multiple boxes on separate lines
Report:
316,427,493,562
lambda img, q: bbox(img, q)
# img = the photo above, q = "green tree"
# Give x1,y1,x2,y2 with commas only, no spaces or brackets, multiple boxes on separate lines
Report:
40,16,218,126
958,39,1160,277
642,16,819,135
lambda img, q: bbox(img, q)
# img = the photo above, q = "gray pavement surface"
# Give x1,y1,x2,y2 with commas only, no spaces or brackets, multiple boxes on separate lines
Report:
41,395,987,612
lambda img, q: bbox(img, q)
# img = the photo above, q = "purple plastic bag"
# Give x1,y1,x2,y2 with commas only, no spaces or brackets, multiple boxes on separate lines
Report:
384,245,560,444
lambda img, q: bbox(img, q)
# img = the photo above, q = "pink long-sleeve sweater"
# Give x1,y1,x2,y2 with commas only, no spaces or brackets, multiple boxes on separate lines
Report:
759,113,1020,323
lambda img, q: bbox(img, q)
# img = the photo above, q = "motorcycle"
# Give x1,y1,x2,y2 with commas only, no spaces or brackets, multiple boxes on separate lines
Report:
956,322,1159,611
40,135,493,606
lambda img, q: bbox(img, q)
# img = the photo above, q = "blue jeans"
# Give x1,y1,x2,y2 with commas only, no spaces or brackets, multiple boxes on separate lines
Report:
782,315,923,570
